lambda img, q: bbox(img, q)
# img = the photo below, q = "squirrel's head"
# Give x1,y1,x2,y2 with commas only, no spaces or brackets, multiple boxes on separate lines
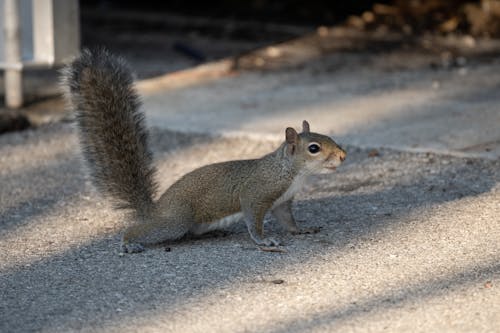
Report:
285,120,346,173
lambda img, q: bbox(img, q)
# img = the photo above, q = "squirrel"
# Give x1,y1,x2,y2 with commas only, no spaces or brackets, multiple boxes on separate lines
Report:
61,49,347,253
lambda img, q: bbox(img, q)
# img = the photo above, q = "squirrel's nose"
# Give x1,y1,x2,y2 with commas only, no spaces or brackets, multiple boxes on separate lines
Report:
339,150,346,162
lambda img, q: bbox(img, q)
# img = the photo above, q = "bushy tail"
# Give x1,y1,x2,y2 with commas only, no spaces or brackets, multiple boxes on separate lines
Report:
61,49,157,218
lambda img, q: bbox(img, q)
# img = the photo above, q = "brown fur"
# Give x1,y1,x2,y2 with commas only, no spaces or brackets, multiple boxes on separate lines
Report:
62,49,346,253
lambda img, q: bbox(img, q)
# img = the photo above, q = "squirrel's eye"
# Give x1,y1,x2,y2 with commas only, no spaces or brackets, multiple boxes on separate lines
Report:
308,143,321,154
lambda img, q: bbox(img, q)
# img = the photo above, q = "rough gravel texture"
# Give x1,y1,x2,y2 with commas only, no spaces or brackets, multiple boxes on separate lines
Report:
0,123,498,333
1,27,500,332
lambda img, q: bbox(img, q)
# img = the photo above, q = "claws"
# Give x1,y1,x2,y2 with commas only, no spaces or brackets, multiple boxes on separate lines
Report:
258,246,287,253
259,237,282,247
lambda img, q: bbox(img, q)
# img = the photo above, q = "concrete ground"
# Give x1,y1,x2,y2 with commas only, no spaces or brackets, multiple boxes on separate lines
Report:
0,28,499,332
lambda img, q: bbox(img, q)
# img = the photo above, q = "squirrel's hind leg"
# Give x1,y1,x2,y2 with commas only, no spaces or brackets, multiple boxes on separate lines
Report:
121,215,192,253
121,241,145,253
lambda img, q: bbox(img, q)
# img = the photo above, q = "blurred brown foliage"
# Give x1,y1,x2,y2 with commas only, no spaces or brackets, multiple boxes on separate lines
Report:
83,0,500,37
346,0,500,37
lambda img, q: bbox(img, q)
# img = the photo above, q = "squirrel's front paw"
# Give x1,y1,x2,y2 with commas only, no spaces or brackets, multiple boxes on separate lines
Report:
258,237,282,247
121,242,145,253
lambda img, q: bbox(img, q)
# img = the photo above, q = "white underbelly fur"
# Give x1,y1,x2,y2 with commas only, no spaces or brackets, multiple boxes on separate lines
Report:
271,173,307,209
191,212,244,235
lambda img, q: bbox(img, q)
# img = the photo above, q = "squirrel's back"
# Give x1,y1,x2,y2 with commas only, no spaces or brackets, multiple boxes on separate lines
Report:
61,49,158,217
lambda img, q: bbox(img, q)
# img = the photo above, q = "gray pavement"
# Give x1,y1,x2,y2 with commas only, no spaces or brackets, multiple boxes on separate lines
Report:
140,48,500,159
1,38,500,332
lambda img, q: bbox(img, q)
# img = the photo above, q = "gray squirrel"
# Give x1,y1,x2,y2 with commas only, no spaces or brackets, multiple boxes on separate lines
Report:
61,49,346,253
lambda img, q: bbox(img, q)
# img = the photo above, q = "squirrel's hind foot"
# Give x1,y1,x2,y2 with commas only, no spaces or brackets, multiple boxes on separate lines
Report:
121,242,146,253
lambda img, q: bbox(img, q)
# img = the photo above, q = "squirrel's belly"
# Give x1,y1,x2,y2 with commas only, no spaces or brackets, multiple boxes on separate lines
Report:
190,212,244,235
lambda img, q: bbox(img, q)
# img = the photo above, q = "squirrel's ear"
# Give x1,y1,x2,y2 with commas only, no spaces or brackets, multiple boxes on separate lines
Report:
302,120,310,133
285,127,298,154
286,127,298,144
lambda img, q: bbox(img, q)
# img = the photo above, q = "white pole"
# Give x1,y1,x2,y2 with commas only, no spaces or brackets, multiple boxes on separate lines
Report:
4,0,23,108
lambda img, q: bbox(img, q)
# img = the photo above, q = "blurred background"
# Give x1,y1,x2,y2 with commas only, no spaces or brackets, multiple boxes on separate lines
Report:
1,0,500,132
81,0,500,36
